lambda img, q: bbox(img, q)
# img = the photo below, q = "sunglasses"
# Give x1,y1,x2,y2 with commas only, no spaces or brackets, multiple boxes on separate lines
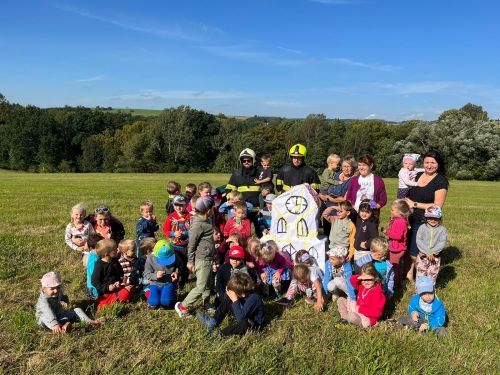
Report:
241,159,253,164
95,206,110,214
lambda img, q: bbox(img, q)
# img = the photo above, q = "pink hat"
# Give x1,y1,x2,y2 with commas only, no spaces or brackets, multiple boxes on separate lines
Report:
402,153,420,164
41,272,62,288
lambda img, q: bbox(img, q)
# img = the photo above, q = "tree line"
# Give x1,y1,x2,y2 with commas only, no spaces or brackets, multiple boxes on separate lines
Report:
0,93,498,180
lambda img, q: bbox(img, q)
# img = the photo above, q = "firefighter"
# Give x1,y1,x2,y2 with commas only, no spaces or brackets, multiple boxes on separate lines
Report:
276,144,320,193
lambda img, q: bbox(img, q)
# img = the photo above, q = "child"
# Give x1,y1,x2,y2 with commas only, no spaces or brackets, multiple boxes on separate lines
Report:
416,205,447,283
175,196,216,318
118,239,144,287
258,183,274,209
218,190,254,220
163,194,191,287
223,201,252,241
86,233,105,298
185,183,197,200
384,199,411,287
337,263,386,327
325,200,356,259
135,200,159,255
64,203,94,267
397,276,446,336
186,182,212,213
254,153,273,187
36,272,104,334
356,237,395,297
258,240,293,298
143,240,180,309
277,252,325,312
258,193,276,235
197,272,266,336
91,239,132,310
216,245,252,301
139,237,157,299
245,236,261,270
397,153,424,198
322,245,356,302
165,180,181,215
353,199,378,261
319,153,341,195
90,205,125,242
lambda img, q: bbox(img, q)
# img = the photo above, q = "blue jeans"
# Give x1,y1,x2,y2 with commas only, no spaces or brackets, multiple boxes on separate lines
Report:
148,283,176,308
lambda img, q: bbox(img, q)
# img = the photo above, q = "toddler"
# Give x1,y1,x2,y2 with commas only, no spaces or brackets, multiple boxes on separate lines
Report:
64,203,94,267
86,233,105,298
277,251,325,312
215,245,252,301
258,240,293,298
143,240,180,309
36,272,104,334
337,263,386,327
135,200,159,255
384,199,411,287
185,183,197,200
254,153,273,188
175,196,216,318
356,237,394,297
186,182,212,213
319,153,341,195
353,199,378,261
139,237,157,299
197,272,266,336
245,236,261,270
416,205,447,283
258,183,274,209
322,245,356,302
165,180,181,215
398,276,447,336
118,239,144,287
397,154,424,198
218,190,254,220
325,200,356,259
91,239,132,310
223,201,251,241
258,193,276,235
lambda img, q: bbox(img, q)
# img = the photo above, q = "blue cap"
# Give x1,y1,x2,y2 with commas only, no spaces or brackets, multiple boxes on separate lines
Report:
416,276,434,294
425,205,442,219
153,240,176,266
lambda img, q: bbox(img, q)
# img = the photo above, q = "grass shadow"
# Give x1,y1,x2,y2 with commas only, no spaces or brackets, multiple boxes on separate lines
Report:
440,246,461,266
383,286,405,319
435,265,456,289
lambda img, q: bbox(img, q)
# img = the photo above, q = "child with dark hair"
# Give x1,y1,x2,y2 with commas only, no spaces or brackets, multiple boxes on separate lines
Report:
165,181,181,215
353,199,378,261
185,183,197,200
337,263,386,327
86,233,105,298
197,272,265,336
323,200,356,260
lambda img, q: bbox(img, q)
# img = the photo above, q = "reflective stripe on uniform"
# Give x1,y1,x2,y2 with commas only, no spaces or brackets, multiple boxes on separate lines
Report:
226,184,236,191
237,185,260,193
282,184,292,191
310,183,320,190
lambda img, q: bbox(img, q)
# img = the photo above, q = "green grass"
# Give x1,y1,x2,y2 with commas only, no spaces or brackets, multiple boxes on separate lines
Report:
0,171,498,374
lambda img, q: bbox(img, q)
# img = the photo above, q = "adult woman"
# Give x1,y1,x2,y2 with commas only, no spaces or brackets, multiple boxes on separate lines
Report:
87,204,125,242
405,150,449,281
321,156,357,233
345,154,387,212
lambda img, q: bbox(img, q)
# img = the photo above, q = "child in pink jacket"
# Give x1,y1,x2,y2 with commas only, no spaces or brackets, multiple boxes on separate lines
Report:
384,199,410,287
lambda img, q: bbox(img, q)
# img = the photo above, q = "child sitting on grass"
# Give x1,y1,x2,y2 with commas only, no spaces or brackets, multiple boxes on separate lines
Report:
36,272,104,334
215,246,252,303
91,239,132,310
322,245,356,302
258,240,293,298
353,199,378,261
197,272,266,336
135,200,159,254
143,240,180,309
337,263,386,328
416,205,448,284
86,233,105,298
175,196,216,318
64,202,94,267
223,201,251,241
118,239,144,287
356,237,395,297
398,276,447,336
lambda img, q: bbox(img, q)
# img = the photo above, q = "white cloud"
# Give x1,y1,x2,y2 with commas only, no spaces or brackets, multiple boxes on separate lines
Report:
74,75,106,83
108,89,245,101
324,57,398,71
202,45,305,66
365,113,378,119
277,46,303,55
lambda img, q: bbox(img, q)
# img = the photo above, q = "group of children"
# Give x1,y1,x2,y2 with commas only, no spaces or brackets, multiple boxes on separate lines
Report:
37,152,449,337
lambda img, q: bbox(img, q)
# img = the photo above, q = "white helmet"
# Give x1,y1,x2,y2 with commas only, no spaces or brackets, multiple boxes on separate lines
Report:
239,148,256,164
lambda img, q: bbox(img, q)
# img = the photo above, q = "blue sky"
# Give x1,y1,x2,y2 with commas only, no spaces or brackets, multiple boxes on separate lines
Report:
1,0,499,120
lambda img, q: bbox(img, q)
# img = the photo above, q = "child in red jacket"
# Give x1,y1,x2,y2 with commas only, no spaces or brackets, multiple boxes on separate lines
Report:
223,201,251,241
384,199,410,287
337,263,386,327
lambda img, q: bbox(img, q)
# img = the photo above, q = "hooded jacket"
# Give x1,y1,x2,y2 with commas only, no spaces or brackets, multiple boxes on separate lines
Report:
408,294,447,329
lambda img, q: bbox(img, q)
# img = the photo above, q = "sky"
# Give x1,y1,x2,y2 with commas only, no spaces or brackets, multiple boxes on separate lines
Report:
1,0,499,121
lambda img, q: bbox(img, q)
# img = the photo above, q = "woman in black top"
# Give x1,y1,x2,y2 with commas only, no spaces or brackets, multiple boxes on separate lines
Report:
405,150,449,281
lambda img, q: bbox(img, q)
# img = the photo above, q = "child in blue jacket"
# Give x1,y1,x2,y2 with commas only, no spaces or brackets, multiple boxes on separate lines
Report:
322,245,356,302
398,276,447,336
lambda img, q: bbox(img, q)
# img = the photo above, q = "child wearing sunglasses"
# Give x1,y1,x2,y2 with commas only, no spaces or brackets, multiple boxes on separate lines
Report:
337,263,386,327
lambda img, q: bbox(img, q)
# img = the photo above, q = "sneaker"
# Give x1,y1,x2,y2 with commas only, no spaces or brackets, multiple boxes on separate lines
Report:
174,302,190,319
203,302,216,313
339,318,349,325
305,297,314,304
275,297,291,307
197,313,217,329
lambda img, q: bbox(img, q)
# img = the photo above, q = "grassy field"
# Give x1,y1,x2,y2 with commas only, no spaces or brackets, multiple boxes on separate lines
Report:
0,171,498,374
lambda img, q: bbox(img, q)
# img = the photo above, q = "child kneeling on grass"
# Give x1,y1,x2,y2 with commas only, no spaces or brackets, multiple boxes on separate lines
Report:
91,239,132,310
175,196,216,318
36,272,104,334
398,276,447,336
337,263,386,328
197,272,266,336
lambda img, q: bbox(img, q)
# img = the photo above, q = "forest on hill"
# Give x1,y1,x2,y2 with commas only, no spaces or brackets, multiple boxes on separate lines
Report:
0,93,498,180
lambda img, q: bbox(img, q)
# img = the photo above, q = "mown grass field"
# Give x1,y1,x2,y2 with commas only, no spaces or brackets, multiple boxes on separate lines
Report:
0,170,498,374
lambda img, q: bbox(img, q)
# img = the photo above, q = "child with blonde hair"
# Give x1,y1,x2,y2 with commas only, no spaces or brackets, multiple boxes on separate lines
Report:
118,239,144,287
398,154,424,198
320,153,341,194
64,203,94,266
218,189,254,219
322,245,356,302
136,200,159,254
223,201,251,241
384,199,411,287
323,200,356,258
36,271,104,334
356,237,394,297
258,240,293,298
337,263,386,327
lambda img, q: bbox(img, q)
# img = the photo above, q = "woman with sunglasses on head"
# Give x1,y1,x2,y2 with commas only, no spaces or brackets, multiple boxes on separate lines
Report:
87,204,125,242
